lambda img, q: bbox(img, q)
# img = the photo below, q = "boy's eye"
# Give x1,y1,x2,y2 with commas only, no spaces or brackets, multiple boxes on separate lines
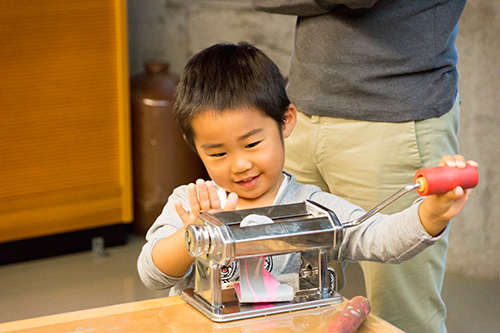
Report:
246,141,261,148
210,152,226,158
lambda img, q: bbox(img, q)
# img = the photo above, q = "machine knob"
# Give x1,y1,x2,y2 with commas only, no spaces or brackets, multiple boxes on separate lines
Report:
185,224,211,257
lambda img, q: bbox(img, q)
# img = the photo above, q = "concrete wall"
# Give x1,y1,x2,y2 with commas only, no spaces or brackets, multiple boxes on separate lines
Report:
127,1,294,76
127,0,500,280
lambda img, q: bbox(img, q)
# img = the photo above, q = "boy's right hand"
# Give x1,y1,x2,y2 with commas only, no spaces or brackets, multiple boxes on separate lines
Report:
174,179,238,226
418,155,478,236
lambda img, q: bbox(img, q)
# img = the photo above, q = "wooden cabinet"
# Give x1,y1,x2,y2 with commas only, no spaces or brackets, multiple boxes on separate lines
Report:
0,0,132,242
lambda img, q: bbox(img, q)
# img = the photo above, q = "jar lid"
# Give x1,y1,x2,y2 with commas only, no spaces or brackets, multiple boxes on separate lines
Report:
144,61,169,73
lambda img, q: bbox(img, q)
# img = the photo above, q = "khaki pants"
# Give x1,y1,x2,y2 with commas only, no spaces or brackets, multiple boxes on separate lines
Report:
284,98,460,332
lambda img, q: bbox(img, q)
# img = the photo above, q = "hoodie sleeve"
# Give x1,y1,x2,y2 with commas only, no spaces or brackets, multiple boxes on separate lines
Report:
137,185,194,291
309,191,446,264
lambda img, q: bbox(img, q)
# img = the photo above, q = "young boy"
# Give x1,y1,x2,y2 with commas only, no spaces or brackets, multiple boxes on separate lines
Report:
137,42,476,297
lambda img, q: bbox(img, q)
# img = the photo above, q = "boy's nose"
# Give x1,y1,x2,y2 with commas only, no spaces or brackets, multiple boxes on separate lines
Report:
231,154,252,173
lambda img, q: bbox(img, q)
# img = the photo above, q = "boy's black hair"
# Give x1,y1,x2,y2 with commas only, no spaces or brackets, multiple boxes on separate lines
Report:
173,41,291,151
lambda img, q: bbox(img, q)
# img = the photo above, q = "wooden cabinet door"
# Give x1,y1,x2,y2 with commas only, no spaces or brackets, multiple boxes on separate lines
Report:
0,0,132,242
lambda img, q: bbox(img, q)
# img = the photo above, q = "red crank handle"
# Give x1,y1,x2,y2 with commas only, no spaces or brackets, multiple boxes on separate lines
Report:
343,163,479,228
414,163,479,196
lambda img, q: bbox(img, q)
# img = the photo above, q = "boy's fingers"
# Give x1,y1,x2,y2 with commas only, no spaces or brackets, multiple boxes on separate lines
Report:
438,155,453,166
453,186,465,198
453,155,466,168
174,200,190,225
224,192,238,211
196,179,211,211
206,181,222,209
439,155,475,168
467,160,479,167
187,183,200,213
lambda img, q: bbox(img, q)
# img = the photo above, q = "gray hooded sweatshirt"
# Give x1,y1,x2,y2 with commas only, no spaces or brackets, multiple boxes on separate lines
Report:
137,173,443,295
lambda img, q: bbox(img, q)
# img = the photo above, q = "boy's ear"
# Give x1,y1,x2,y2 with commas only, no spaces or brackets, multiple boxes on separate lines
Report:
282,104,297,138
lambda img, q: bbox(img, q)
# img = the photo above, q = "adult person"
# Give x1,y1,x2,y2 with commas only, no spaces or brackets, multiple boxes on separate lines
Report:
251,1,467,332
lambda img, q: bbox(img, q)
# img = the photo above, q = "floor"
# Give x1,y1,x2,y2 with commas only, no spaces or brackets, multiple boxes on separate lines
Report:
1,235,498,332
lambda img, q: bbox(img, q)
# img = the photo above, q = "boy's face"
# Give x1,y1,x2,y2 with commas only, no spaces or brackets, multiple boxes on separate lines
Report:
190,106,296,209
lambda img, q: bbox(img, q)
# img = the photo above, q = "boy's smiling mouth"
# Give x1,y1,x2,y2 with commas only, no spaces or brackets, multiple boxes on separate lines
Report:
236,175,260,189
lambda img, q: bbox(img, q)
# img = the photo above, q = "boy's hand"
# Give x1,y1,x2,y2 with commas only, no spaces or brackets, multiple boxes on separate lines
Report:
419,155,478,236
174,179,238,226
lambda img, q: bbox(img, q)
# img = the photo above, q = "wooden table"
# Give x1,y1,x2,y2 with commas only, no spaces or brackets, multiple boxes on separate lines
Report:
0,296,402,332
